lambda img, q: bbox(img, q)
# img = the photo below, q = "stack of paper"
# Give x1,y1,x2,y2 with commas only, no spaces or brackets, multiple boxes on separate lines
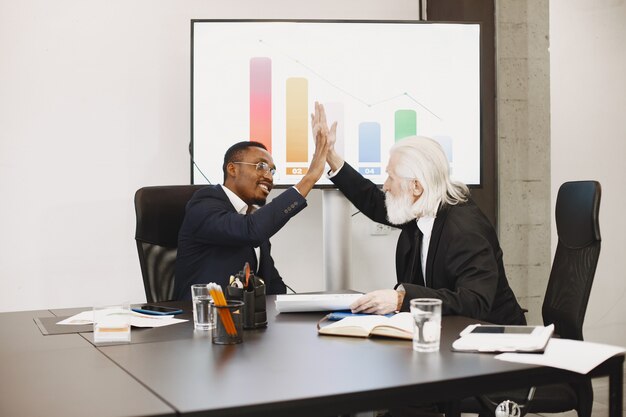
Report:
57,310,187,328
275,293,363,313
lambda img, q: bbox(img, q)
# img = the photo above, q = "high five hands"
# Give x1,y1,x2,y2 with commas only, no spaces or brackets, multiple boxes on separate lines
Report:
294,102,332,196
295,101,342,197
311,102,343,172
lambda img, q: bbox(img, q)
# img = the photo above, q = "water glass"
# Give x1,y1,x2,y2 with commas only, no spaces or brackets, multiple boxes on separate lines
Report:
191,284,215,330
410,298,442,352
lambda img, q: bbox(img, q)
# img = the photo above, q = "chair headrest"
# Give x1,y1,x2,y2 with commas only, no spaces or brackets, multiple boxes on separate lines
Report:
555,181,601,249
134,185,205,247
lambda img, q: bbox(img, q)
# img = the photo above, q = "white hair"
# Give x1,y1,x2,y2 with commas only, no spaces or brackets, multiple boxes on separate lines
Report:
390,136,469,218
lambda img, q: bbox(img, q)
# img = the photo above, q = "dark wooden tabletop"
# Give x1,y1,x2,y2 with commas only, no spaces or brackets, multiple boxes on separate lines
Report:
0,309,175,417
2,297,622,417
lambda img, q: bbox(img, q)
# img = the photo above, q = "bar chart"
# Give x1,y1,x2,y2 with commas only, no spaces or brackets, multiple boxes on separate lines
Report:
193,21,480,186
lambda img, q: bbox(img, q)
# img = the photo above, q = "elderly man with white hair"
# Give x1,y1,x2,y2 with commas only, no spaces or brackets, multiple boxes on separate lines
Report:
312,103,525,325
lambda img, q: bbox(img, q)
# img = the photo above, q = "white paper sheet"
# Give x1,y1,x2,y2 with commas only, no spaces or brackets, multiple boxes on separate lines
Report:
275,293,363,313
495,338,625,374
57,310,187,328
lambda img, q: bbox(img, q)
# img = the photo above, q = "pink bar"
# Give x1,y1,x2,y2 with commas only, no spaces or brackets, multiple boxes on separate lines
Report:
250,57,272,152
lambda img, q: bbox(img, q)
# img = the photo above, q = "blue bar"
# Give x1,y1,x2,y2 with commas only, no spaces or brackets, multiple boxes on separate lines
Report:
358,122,381,163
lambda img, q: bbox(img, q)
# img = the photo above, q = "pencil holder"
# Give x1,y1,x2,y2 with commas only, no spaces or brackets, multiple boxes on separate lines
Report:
211,300,243,345
226,276,267,329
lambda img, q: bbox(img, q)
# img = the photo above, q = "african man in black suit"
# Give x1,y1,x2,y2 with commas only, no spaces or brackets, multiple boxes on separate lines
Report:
174,135,329,300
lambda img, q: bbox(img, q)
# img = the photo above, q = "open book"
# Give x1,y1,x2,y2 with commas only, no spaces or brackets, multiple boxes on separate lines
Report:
317,312,414,340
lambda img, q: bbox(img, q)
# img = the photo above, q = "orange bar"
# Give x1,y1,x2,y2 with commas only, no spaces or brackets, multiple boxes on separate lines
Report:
286,78,308,163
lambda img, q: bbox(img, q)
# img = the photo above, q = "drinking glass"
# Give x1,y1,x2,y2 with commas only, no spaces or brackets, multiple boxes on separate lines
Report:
191,284,215,330
410,298,442,352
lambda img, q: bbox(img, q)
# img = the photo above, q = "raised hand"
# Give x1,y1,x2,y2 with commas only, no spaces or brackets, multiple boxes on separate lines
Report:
311,102,342,171
293,102,331,197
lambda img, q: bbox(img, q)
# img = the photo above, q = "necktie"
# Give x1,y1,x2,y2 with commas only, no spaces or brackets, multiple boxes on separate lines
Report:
411,226,425,286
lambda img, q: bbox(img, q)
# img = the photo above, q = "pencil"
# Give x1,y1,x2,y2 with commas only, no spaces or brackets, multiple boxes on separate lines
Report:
208,283,237,336
208,284,235,335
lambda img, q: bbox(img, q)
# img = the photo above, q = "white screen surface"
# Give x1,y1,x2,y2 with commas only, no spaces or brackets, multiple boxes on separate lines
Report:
192,20,481,186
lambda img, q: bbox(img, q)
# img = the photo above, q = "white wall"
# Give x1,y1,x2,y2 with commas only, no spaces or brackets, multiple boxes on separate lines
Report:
550,0,626,346
0,0,416,312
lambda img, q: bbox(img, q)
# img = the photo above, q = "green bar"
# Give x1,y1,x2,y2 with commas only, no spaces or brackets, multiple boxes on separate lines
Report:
394,110,417,141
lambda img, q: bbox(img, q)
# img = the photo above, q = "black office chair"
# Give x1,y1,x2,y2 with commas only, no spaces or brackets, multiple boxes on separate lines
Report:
461,180,602,417
134,185,205,303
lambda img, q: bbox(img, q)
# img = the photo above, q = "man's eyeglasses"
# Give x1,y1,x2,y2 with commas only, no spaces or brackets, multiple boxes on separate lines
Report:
232,161,277,177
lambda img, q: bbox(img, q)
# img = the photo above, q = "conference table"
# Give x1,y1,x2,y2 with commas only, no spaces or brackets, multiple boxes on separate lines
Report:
1,296,623,417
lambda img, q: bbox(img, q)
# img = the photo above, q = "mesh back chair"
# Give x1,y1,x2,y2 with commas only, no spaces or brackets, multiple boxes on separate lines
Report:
134,185,205,303
461,180,602,417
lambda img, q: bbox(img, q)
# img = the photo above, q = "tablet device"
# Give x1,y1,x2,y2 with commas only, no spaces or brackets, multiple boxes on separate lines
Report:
466,325,537,335
453,324,554,353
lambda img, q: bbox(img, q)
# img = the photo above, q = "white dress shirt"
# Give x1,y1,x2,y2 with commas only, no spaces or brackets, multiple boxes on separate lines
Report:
220,184,261,271
416,216,435,285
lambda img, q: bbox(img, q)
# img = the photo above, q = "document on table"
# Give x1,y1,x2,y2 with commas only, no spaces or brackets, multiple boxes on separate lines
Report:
56,310,187,328
275,293,363,313
495,338,626,374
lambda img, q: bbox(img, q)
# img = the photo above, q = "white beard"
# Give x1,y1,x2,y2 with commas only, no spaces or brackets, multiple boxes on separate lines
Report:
385,191,416,225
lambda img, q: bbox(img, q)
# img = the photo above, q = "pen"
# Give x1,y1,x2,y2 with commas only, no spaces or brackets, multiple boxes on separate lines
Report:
244,262,251,288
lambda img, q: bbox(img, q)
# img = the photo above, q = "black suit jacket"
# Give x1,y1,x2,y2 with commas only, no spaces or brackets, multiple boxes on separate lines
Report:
174,185,306,300
331,163,526,325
